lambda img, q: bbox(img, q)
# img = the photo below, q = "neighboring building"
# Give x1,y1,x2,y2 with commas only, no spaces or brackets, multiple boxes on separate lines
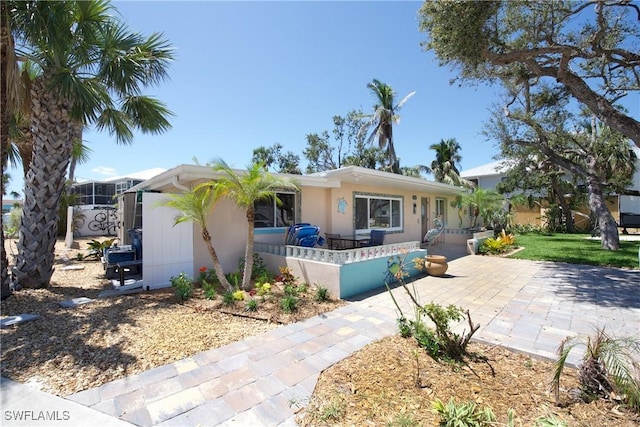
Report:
460,160,510,191
117,164,467,297
460,147,640,229
70,168,166,209
2,199,22,214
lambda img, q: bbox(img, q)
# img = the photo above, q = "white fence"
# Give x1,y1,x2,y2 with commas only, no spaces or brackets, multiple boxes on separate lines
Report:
254,241,422,265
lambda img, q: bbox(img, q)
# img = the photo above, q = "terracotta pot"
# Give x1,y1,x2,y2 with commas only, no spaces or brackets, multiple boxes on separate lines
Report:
425,255,448,276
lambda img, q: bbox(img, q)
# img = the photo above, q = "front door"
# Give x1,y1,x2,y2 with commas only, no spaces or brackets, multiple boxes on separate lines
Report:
421,197,429,241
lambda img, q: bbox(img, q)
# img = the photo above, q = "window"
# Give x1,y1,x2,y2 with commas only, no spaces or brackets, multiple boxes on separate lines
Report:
254,192,296,228
435,198,446,221
355,194,403,232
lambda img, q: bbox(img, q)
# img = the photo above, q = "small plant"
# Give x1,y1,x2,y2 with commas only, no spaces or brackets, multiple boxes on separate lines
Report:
314,285,330,302
170,272,194,301
302,393,346,424
280,295,298,313
552,327,640,412
431,398,496,427
238,253,269,280
76,253,84,261
387,412,419,427
245,298,258,312
202,280,217,300
226,272,242,288
232,289,245,301
297,282,309,293
222,290,235,306
277,266,297,286
85,238,116,260
197,266,219,286
284,284,299,297
255,282,272,296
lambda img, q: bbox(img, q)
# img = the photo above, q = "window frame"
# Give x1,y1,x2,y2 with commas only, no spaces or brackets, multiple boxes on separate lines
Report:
253,191,298,229
353,192,404,233
435,197,446,223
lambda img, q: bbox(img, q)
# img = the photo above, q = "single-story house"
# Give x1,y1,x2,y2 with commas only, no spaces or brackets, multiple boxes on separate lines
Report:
116,164,469,299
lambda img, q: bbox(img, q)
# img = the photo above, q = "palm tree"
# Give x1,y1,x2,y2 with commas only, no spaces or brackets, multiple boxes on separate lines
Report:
9,1,174,288
360,79,415,174
160,185,233,291
210,159,298,290
427,138,467,186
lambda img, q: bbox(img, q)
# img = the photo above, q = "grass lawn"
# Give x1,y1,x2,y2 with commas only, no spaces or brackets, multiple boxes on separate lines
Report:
508,232,640,269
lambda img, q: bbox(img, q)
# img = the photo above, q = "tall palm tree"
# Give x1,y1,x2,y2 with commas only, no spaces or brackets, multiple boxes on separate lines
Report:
360,79,415,174
428,138,467,186
9,1,174,288
211,159,298,290
160,185,233,292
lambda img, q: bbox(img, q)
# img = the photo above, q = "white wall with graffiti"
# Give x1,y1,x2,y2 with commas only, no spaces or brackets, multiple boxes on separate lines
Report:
73,207,121,237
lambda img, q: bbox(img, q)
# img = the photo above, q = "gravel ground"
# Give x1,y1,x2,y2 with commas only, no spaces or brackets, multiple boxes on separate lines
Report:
1,237,342,397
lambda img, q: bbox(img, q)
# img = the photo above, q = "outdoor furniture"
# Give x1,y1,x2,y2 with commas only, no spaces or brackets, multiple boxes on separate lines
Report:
286,223,325,247
361,229,386,247
325,233,344,250
335,235,372,249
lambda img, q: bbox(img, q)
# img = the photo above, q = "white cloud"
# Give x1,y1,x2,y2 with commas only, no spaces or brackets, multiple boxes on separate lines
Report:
92,166,117,177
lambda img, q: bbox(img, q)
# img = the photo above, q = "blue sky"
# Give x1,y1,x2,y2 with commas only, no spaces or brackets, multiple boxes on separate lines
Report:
6,1,639,195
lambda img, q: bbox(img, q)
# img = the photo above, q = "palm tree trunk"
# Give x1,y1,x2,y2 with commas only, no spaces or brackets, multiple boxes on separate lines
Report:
14,76,76,288
1,0,13,299
242,208,256,291
201,227,232,291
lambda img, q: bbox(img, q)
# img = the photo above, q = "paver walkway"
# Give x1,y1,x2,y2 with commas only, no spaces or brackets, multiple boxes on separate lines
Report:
64,255,639,426
2,254,639,426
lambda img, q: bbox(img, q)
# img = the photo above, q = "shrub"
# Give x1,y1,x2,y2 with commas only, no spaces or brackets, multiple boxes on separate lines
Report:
255,282,272,296
280,295,298,313
277,266,296,286
245,298,258,312
314,286,330,302
238,253,269,280
202,280,217,300
232,290,245,301
222,290,235,306
297,282,309,293
431,398,499,427
226,272,242,288
553,327,640,412
197,266,220,287
170,272,194,301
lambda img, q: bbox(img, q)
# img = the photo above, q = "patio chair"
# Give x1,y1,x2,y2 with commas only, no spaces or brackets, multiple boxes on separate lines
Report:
361,229,386,247
325,233,344,250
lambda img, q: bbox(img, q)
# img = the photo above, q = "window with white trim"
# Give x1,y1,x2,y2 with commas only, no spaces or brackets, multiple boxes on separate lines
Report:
254,192,296,228
435,197,446,222
354,194,403,232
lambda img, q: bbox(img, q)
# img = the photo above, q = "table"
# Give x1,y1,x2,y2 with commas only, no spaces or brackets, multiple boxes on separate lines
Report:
335,235,371,249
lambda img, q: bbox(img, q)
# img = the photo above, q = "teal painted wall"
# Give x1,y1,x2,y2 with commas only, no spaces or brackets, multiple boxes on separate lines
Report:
339,249,427,299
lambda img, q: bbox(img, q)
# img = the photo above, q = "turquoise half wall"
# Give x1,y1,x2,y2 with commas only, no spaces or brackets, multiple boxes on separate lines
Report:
339,249,427,299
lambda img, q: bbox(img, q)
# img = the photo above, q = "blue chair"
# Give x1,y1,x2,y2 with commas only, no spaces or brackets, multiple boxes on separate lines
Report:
362,229,386,247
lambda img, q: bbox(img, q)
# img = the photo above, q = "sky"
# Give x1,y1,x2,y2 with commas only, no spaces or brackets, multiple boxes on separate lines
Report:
5,1,639,195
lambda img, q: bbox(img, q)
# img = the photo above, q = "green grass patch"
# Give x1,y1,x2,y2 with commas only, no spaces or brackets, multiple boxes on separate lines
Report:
508,233,639,269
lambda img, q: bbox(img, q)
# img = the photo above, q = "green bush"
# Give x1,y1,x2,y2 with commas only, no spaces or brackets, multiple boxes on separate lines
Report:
280,295,298,313
245,298,258,312
222,290,235,306
238,253,269,280
202,280,217,300
314,286,330,302
170,272,194,301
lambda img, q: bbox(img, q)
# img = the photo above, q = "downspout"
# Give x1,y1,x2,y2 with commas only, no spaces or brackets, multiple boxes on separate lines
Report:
172,175,189,192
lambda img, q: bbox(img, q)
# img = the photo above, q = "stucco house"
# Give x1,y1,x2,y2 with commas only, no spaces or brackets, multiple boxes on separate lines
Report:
116,164,468,298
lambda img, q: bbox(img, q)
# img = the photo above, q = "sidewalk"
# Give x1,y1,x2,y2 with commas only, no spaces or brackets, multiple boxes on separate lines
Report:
2,254,639,426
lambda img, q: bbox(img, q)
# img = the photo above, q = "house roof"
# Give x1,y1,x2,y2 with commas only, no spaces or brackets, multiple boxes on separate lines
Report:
75,168,167,185
460,160,510,178
127,164,463,195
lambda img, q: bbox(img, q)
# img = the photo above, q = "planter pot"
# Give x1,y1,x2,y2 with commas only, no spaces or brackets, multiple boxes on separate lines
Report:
425,255,448,276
